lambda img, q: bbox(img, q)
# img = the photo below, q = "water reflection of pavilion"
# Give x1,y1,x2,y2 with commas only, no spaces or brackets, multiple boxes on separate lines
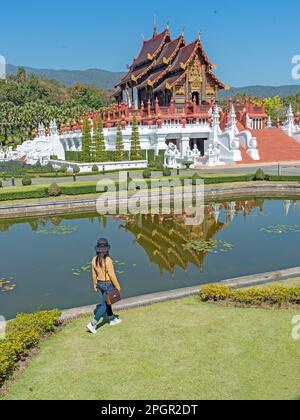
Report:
120,199,262,274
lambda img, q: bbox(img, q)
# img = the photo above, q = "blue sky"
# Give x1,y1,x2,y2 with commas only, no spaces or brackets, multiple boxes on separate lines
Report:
1,0,300,86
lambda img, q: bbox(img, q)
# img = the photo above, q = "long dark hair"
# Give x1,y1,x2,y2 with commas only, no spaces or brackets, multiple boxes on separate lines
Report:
96,251,109,268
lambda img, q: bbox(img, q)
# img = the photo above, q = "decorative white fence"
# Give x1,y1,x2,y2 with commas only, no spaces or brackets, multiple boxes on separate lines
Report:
49,159,148,173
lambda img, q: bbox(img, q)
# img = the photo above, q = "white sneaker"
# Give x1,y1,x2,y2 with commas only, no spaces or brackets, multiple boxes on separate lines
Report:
110,318,122,326
86,323,97,334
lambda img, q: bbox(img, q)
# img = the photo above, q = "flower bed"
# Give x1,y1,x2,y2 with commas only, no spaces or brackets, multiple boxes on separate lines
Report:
199,285,300,307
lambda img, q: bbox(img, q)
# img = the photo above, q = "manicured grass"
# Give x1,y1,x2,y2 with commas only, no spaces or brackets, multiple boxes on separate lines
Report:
257,278,300,288
3,297,300,400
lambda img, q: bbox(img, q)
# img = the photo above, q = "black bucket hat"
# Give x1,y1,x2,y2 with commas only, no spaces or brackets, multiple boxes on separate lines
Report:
95,238,111,254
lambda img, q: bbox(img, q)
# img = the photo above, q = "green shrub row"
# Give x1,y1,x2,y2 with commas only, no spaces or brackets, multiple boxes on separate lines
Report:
0,310,61,383
1,171,300,202
0,187,49,201
199,285,300,306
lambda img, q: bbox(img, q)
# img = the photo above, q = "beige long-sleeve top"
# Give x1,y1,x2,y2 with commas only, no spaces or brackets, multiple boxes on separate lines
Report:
92,256,121,290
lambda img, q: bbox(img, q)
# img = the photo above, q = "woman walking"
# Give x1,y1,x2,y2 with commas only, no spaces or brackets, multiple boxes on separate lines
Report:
87,238,122,335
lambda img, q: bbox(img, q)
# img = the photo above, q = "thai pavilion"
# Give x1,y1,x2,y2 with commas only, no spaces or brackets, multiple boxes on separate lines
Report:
114,24,225,109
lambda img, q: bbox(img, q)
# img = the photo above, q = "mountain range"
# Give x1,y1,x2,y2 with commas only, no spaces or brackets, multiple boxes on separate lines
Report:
6,64,300,97
7,64,125,91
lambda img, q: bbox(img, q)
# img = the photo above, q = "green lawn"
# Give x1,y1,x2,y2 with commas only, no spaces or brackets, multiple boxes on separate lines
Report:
3,297,300,400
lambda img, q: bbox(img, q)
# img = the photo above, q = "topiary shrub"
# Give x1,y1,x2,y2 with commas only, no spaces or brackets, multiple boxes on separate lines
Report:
60,164,68,174
72,165,80,175
21,176,32,186
143,168,152,179
48,183,62,197
163,167,172,177
254,168,268,181
92,164,99,173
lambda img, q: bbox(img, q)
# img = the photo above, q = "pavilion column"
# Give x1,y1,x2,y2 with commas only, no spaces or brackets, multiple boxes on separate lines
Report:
201,65,207,103
215,87,219,102
185,74,189,101
181,136,190,158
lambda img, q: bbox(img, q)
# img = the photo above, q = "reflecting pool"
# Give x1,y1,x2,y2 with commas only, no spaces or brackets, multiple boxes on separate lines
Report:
1,198,300,319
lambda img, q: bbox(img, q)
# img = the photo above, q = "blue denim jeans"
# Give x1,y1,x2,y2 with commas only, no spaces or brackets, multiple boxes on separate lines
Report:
94,281,114,323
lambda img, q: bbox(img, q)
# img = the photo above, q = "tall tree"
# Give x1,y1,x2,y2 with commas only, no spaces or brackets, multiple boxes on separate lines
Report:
115,123,125,162
81,118,92,162
130,114,142,160
94,114,107,162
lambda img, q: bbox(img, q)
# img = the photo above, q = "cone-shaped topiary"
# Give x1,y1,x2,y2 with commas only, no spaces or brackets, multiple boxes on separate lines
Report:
254,168,267,181
130,115,142,161
81,118,92,163
115,123,125,162
94,114,107,162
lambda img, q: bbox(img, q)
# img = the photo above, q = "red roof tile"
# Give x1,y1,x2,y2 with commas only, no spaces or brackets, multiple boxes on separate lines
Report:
132,29,170,68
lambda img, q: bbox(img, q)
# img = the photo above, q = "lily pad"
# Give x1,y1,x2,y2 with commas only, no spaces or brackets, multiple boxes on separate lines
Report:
37,225,78,236
0,276,16,293
260,225,300,235
183,240,234,254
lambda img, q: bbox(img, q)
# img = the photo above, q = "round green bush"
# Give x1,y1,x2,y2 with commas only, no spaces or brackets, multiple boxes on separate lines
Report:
22,176,32,186
60,164,68,174
92,164,99,172
163,167,172,177
72,165,80,175
143,168,152,179
48,183,62,197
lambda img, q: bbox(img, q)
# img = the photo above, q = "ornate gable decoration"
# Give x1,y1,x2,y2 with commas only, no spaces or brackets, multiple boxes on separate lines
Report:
188,58,203,93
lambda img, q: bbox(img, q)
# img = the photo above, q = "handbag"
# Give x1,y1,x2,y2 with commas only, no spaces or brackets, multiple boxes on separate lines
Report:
103,259,121,305
106,288,121,305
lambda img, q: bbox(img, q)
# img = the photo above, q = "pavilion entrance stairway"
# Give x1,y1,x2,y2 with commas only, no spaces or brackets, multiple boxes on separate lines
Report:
238,128,300,164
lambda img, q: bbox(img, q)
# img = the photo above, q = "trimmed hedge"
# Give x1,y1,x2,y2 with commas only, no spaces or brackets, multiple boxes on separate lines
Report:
0,187,49,201
0,310,61,383
1,173,300,202
268,175,300,182
199,285,300,307
189,173,255,185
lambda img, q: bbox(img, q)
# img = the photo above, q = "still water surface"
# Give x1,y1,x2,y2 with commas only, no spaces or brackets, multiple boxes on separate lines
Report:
1,198,300,319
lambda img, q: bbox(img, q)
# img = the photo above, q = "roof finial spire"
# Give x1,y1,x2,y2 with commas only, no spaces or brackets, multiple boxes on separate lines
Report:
198,29,203,41
181,25,186,36
153,15,157,37
166,19,170,30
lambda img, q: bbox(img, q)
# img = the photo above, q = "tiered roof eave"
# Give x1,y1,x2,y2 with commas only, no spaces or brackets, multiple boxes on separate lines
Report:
115,27,226,95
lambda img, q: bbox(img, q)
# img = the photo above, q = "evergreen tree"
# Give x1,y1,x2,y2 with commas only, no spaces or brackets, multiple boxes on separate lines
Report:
115,123,125,162
130,115,142,160
81,118,92,162
94,114,107,162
